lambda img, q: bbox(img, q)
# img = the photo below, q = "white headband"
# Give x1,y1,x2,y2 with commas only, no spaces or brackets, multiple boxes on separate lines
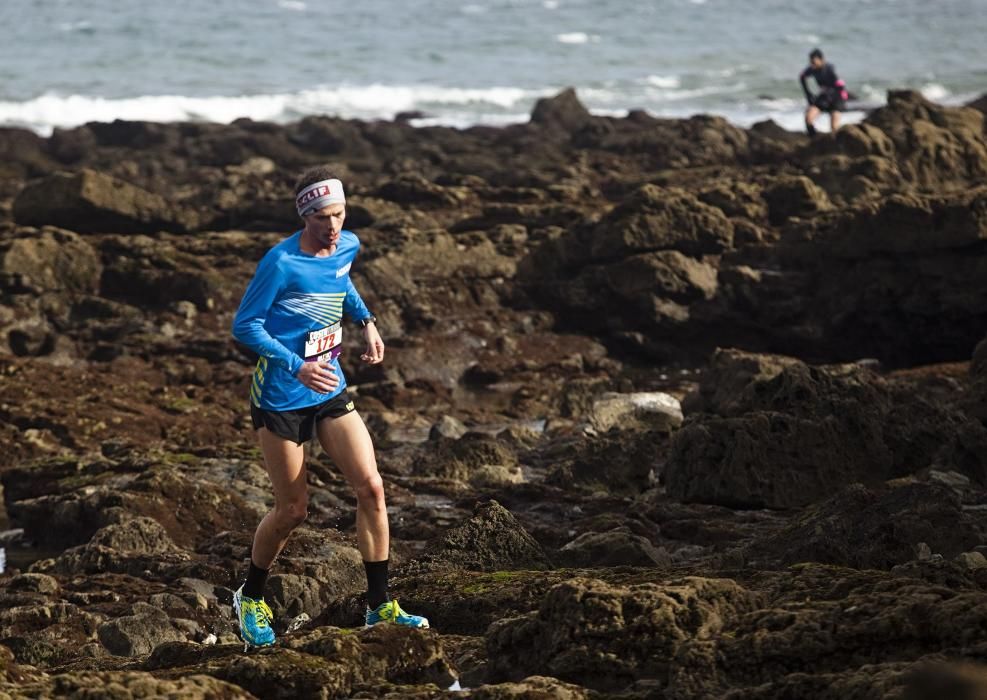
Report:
296,178,345,217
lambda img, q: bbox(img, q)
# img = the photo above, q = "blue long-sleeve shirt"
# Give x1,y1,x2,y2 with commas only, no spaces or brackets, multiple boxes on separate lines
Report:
232,229,372,411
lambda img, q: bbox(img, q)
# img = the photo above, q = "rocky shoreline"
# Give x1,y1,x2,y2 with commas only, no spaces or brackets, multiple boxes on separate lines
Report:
1,88,986,698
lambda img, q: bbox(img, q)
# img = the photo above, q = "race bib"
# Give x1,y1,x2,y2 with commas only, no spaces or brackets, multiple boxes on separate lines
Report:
304,322,343,363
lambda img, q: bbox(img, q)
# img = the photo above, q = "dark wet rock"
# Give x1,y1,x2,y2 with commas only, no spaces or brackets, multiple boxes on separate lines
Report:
665,361,976,508
485,576,759,693
144,625,456,699
699,181,768,222
866,90,987,191
546,429,664,497
719,567,987,690
688,347,801,416
814,122,897,159
465,675,592,699
785,188,987,259
5,669,253,699
286,624,456,690
97,603,188,656
13,169,191,233
46,517,190,577
3,94,987,699
6,573,60,595
741,481,985,570
428,414,468,441
557,527,672,568
4,453,265,551
530,88,593,133
377,174,466,208
0,128,55,186
265,573,325,621
722,659,987,700
411,500,550,573
587,185,735,259
0,226,102,297
762,175,833,225
972,336,987,380
411,433,519,484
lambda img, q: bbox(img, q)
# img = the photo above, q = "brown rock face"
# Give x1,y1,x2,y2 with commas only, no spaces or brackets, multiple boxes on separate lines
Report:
412,500,551,573
485,576,759,692
13,169,190,233
3,88,987,699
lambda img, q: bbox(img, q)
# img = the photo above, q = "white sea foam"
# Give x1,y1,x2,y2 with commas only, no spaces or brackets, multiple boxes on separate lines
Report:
543,0,560,8
0,85,542,135
57,20,94,33
786,33,821,44
556,32,599,44
278,0,307,10
646,75,682,89
920,82,950,101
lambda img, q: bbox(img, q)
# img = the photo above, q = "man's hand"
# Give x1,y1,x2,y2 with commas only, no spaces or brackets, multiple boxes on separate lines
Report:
296,360,339,394
361,323,385,365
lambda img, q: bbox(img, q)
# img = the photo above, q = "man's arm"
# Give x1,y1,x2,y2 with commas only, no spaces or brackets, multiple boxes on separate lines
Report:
799,68,814,103
232,253,304,377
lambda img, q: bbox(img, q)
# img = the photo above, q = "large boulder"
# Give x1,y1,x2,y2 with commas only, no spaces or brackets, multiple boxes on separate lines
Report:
557,527,672,568
530,88,593,133
411,500,551,573
865,90,987,191
762,175,833,225
741,481,985,569
485,576,759,693
13,169,190,233
664,362,971,508
587,185,735,259
97,603,188,657
546,429,664,496
0,226,102,295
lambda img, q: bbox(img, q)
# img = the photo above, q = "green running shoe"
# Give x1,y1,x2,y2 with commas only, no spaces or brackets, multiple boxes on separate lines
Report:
233,585,276,648
365,599,429,629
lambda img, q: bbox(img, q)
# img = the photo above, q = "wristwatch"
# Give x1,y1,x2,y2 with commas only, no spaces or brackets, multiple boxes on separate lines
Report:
359,314,377,328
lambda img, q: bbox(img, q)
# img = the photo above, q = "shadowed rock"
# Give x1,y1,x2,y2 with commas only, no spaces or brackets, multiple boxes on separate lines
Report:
13,169,191,233
485,576,759,693
741,481,985,569
411,500,551,573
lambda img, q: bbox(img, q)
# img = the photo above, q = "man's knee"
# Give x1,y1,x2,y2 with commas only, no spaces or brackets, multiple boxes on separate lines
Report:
276,497,309,529
355,473,385,508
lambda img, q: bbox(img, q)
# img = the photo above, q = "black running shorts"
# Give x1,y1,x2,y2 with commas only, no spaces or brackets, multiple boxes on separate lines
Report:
812,90,846,113
250,391,356,444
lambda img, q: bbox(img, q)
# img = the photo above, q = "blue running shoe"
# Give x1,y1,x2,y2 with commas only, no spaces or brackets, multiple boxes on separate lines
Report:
365,599,429,629
233,585,276,648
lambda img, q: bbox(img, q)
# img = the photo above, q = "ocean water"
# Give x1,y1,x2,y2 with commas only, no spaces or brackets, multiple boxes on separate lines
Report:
0,0,984,136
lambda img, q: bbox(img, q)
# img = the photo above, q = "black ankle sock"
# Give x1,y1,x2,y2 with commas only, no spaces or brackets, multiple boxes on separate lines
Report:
364,559,389,610
242,560,269,600
806,122,817,136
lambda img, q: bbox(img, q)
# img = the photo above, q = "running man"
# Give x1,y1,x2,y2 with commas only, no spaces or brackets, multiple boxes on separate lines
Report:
231,166,428,648
799,48,849,135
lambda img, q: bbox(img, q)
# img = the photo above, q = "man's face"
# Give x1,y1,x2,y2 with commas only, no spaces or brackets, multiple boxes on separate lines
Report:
304,203,346,246
810,56,824,69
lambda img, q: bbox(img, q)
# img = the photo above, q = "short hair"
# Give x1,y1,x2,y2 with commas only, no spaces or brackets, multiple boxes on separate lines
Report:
809,48,824,60
294,165,339,196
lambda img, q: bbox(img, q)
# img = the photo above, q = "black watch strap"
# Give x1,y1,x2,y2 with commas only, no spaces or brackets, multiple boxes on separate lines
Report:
360,314,377,327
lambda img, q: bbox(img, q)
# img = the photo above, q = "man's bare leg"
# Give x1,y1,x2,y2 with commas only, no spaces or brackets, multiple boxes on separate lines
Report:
252,428,309,569
805,105,821,135
830,110,842,132
316,411,387,562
